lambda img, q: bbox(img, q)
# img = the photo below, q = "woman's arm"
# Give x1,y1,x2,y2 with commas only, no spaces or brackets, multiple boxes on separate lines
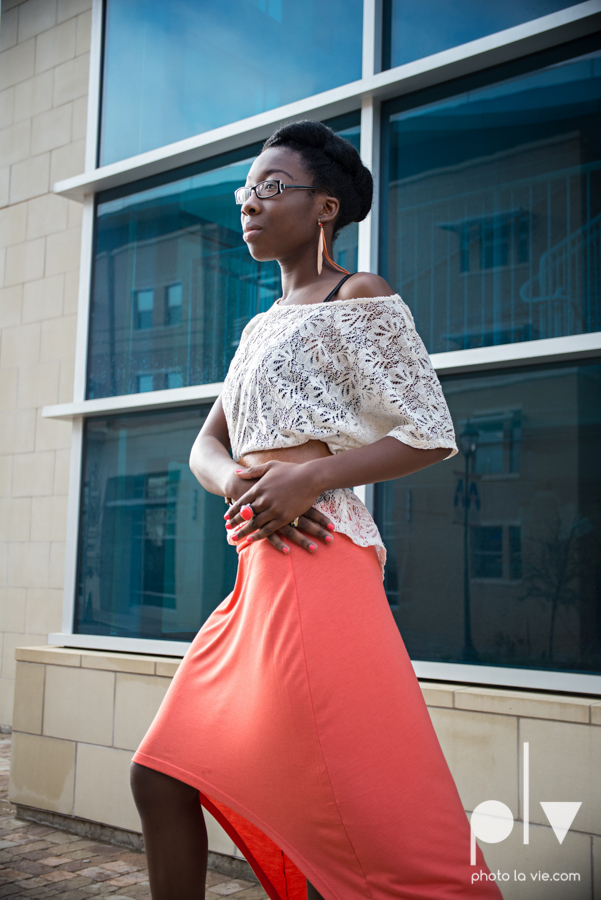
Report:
226,437,450,544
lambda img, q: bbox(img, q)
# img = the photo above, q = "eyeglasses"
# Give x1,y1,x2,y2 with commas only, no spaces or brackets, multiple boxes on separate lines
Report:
234,179,332,205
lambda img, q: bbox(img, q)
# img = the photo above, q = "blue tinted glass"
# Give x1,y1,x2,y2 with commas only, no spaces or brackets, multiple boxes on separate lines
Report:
383,0,581,69
76,406,238,641
381,42,601,354
88,115,360,399
100,0,363,165
374,359,601,674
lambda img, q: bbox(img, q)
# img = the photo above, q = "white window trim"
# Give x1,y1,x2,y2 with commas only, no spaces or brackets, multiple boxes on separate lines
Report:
52,0,601,696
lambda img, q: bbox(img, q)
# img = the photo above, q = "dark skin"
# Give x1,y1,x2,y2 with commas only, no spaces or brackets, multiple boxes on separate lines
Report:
131,146,451,900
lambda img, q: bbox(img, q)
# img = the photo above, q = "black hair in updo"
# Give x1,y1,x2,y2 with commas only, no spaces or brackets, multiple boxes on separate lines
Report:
262,120,373,240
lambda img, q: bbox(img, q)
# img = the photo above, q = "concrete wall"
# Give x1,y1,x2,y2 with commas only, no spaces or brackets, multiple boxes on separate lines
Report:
9,645,601,899
0,0,92,726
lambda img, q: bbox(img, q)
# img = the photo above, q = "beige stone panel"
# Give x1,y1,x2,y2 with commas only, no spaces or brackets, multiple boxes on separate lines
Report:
0,165,9,208
27,192,69,240
71,94,86,141
48,540,64,588
0,7,18,52
591,703,601,726
75,9,91,55
44,665,114,744
53,53,88,106
428,707,518,814
476,822,591,900
521,718,601,835
25,586,62,634
0,456,13,497
455,687,594,725
0,39,35,91
204,808,237,857
50,138,85,184
9,152,50,203
74,743,141,833
81,651,157,675
23,273,65,322
0,587,26,631
17,361,60,408
14,72,53,122
30,495,67,542
0,541,7,589
9,731,74,813
34,412,71,452
58,357,74,402
12,660,44,733
62,266,79,313
40,314,76,361
1,321,40,368
5,238,45,286
2,632,47,679
155,659,181,677
53,447,69,495
31,103,72,156
12,449,55,496
67,198,82,228
34,17,76,74
114,673,170,751
419,680,458,708
593,835,600,899
16,644,81,665
0,244,5,284
0,409,36,454
18,0,58,43
0,676,15,724
0,368,18,409
45,228,80,277
0,285,23,328
7,541,50,590
0,87,15,129
0,202,27,246
0,120,31,168
57,0,92,24
0,497,31,541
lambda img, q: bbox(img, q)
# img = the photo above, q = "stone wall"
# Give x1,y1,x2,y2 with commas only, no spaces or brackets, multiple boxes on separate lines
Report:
0,0,92,725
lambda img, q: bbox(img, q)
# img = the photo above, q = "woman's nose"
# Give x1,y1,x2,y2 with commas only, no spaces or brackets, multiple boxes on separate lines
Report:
240,191,260,217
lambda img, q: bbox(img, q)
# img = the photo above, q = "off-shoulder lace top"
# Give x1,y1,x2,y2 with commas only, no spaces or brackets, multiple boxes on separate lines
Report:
221,294,458,576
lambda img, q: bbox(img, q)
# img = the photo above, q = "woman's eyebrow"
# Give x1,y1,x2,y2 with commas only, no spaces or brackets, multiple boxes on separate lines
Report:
246,168,294,184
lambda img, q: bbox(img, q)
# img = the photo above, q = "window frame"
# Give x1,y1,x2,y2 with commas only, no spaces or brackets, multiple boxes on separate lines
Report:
44,0,601,695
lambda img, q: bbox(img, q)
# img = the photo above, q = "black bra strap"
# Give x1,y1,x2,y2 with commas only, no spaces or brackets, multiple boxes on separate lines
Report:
322,273,354,303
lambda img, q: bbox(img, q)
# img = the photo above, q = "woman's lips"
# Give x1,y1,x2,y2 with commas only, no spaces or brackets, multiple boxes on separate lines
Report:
243,226,262,242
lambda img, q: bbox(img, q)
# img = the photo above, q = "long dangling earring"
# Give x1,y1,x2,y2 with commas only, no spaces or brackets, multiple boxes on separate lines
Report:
317,221,350,276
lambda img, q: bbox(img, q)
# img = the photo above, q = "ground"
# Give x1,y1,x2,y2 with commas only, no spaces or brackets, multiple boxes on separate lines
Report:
0,735,267,899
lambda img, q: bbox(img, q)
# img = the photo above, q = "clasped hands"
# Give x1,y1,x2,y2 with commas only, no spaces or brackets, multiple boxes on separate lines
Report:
223,459,335,555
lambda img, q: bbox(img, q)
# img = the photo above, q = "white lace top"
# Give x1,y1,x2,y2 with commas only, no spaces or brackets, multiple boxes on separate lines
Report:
221,294,458,575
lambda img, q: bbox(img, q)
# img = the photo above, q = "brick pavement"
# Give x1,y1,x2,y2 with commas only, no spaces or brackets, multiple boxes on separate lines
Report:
0,735,267,899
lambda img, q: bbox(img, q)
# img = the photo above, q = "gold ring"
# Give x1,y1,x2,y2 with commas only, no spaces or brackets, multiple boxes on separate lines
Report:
290,517,300,528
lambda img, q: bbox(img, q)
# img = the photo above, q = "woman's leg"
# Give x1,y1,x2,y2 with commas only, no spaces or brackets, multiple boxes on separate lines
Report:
306,879,326,900
131,762,208,900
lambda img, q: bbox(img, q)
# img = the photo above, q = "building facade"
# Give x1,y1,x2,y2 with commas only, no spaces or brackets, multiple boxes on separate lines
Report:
1,0,601,895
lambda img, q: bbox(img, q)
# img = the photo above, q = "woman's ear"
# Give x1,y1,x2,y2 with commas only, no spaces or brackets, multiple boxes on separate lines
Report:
318,196,340,225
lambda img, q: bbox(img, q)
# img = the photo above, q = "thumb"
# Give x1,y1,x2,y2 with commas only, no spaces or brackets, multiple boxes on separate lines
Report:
235,464,267,479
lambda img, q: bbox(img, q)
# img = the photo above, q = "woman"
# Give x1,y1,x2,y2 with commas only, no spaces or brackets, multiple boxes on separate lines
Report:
130,121,503,900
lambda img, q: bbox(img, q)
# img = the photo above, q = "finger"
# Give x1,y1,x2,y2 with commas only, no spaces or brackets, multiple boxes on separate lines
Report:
228,509,274,542
267,533,291,555
294,516,333,544
234,465,268,479
302,507,335,532
225,491,257,524
277,524,318,554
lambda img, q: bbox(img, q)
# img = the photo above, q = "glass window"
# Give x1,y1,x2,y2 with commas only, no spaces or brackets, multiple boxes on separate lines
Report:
88,114,360,400
76,406,238,641
100,0,363,166
383,0,582,69
380,39,601,354
374,359,601,675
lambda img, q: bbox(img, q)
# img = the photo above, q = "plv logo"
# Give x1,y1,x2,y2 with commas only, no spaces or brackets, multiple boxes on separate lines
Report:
470,742,582,864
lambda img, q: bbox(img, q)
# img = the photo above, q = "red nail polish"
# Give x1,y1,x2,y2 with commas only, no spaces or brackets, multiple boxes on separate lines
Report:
225,522,233,529
235,469,244,474
282,546,290,554
309,544,317,552
232,533,240,541
327,523,335,531
325,535,333,543
224,512,230,520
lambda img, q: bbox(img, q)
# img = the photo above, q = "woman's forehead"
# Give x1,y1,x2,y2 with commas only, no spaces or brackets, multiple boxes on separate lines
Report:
246,147,307,184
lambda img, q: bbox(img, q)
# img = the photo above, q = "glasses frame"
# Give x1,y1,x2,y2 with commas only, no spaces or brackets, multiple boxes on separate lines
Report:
234,179,333,205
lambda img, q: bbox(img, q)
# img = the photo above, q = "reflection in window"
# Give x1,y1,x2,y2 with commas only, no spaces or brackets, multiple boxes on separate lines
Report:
381,40,601,353
76,406,238,641
383,0,581,69
374,359,601,674
100,0,362,165
88,114,360,400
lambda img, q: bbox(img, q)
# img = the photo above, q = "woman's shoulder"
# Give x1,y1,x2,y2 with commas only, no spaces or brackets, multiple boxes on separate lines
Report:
335,272,396,301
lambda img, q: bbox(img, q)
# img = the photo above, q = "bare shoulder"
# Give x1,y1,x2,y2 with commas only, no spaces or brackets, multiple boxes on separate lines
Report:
336,272,396,301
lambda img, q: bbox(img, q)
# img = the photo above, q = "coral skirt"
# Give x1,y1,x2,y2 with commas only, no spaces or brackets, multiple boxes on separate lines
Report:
132,531,502,900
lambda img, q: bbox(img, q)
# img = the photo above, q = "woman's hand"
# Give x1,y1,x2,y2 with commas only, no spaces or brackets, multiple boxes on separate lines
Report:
225,461,334,554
